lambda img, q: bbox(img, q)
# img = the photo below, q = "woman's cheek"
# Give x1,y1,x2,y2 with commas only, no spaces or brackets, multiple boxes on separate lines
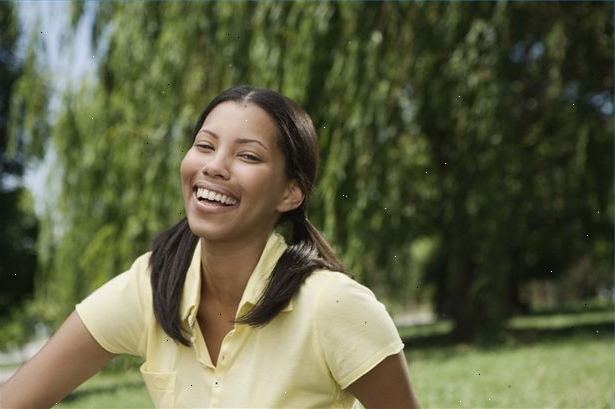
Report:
180,150,196,177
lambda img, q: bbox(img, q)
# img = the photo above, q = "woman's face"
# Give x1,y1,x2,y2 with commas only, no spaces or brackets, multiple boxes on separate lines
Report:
180,101,302,244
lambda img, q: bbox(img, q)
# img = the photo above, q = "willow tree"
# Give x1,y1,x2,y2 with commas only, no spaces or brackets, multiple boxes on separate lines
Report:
405,2,613,338
12,2,612,341
12,2,421,327
0,3,46,349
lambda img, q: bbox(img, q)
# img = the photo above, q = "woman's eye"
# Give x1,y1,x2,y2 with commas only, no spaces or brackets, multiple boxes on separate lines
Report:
239,153,261,162
196,143,214,150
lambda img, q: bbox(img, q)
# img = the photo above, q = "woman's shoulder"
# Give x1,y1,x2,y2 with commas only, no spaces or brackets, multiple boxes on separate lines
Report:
301,268,351,292
85,251,155,310
113,251,153,290
120,251,154,281
298,269,403,376
129,251,155,293
86,251,154,301
130,251,153,272
75,250,155,357
299,269,378,307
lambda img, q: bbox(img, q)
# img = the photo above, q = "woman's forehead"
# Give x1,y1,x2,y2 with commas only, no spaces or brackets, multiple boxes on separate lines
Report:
199,101,278,144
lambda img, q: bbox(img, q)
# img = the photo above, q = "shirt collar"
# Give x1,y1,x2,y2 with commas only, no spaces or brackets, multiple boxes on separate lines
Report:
180,232,290,329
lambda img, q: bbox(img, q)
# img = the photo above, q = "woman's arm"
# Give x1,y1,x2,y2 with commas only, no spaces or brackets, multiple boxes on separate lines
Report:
0,311,116,408
346,351,421,409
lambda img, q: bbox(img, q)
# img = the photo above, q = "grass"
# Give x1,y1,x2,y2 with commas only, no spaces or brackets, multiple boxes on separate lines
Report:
406,334,612,408
508,309,612,330
54,307,613,408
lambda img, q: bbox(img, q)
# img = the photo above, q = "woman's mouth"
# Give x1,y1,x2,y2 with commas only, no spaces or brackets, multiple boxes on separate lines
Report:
193,187,239,207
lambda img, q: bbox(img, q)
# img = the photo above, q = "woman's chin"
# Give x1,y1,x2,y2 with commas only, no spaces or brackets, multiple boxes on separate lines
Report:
186,220,229,241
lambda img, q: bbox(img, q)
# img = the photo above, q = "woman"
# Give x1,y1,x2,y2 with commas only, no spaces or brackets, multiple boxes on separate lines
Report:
1,86,421,408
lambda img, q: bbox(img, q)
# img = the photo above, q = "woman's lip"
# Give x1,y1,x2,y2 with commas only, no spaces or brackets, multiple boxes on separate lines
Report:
192,191,238,213
192,183,239,202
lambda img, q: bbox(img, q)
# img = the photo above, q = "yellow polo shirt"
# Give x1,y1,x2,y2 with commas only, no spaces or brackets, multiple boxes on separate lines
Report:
76,233,404,408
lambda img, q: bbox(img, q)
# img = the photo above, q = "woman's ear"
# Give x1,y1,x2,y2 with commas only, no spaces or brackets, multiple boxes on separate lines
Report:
277,180,305,213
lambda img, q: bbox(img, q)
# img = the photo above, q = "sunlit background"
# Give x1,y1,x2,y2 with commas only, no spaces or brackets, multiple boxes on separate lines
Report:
0,2,613,407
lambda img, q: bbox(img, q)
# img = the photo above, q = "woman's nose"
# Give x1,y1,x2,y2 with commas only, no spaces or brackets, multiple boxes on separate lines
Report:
201,152,231,180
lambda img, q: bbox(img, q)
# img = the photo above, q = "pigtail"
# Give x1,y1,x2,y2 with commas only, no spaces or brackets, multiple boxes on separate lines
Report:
302,217,345,273
150,218,198,346
236,211,346,326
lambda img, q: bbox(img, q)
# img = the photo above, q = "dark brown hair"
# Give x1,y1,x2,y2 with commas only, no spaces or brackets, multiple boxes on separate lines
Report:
149,85,345,346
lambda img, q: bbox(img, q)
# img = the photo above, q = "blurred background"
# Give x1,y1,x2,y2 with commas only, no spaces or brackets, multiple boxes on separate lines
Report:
0,1,613,407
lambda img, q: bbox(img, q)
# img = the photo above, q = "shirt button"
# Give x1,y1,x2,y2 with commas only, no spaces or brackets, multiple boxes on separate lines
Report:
214,379,221,387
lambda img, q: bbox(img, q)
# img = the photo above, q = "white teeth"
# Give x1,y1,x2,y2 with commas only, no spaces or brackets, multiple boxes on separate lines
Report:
195,187,238,205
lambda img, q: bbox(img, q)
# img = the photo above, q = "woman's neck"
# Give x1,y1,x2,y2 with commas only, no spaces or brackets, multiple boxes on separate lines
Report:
199,232,270,308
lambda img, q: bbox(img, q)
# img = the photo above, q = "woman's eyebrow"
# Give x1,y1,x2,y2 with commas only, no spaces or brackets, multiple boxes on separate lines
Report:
198,129,269,151
236,138,269,151
197,129,218,139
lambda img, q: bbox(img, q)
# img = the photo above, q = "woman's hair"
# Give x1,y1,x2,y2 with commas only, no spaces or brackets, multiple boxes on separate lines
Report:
149,85,345,346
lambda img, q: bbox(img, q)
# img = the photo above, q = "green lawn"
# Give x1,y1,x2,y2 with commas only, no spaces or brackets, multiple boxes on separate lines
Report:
407,334,612,408
56,309,613,408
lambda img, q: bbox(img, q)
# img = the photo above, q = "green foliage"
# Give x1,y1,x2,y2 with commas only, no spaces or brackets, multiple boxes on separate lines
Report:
0,189,37,315
0,3,39,332
7,45,51,159
410,3,613,339
8,2,613,340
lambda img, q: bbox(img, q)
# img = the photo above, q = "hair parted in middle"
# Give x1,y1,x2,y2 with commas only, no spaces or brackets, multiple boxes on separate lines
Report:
149,85,346,346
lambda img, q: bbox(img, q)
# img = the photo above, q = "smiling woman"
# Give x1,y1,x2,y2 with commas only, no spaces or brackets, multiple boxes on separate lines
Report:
180,101,296,244
0,86,421,409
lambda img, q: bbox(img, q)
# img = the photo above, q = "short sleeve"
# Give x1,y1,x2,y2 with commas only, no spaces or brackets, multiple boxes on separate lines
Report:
75,252,152,357
315,273,404,389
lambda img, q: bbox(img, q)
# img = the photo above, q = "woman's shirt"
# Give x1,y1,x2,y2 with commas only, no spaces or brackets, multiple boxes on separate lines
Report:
75,233,404,408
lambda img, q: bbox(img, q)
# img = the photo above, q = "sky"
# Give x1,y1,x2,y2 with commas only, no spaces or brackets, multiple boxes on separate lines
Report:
17,1,99,99
16,1,103,224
